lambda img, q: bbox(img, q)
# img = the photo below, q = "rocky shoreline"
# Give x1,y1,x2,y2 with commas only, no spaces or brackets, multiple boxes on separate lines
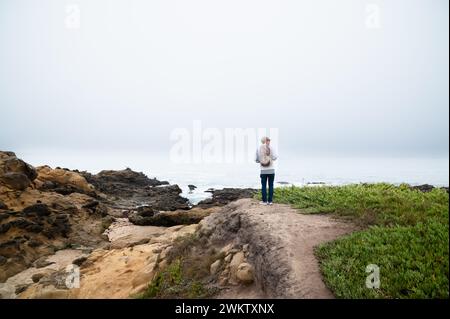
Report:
0,150,447,299
0,151,257,298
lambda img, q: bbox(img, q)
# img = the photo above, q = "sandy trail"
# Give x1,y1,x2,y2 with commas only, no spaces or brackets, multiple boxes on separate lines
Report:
205,199,357,298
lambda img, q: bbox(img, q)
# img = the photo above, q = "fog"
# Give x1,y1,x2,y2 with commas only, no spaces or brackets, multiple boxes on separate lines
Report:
0,0,448,157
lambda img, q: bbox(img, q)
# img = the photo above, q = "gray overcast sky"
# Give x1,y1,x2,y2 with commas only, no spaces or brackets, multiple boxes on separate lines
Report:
0,0,448,156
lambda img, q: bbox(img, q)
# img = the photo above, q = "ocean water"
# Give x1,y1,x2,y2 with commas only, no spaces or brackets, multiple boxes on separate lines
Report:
14,149,450,204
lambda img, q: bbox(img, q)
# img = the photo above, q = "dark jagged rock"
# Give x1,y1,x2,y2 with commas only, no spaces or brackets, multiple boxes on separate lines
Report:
404,184,449,194
33,256,54,268
15,284,30,294
80,168,168,197
0,201,8,210
129,210,206,227
77,200,109,217
27,239,43,247
128,208,158,225
0,222,11,234
135,205,155,217
145,185,190,211
1,204,72,239
72,256,87,266
197,188,257,208
22,204,52,217
82,200,99,209
78,168,188,211
10,218,33,230
31,273,45,283
25,223,44,233
410,184,449,194
0,255,6,266
411,184,435,193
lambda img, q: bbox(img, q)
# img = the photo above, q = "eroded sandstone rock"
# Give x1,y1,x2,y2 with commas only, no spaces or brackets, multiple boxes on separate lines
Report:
0,152,109,283
35,166,95,196
236,263,254,284
0,150,219,298
0,152,37,191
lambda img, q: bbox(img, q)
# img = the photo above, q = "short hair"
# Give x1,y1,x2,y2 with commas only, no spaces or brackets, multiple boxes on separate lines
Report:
261,136,270,144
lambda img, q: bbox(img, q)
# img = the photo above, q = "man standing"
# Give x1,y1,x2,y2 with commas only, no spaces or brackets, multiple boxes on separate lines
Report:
255,136,278,205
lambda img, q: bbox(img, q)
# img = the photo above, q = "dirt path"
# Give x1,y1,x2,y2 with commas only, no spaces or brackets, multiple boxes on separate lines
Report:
202,199,357,298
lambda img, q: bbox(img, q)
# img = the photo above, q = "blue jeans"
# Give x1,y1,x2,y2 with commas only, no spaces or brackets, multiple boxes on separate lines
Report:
260,173,275,203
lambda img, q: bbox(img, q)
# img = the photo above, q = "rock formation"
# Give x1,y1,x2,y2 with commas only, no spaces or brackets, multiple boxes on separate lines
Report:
0,152,110,283
0,151,37,191
0,151,208,298
80,169,189,211
197,188,257,208
411,184,449,194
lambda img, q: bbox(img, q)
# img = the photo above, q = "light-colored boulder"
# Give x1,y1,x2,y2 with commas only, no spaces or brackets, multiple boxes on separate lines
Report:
36,166,95,194
229,251,244,272
220,243,234,255
229,251,245,283
236,262,254,284
224,254,232,263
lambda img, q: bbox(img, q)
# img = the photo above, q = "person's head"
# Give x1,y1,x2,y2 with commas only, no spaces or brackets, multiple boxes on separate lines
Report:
261,136,271,145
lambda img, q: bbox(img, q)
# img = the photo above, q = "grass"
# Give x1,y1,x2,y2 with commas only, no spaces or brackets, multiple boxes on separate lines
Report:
269,183,449,298
138,257,211,299
138,234,221,299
